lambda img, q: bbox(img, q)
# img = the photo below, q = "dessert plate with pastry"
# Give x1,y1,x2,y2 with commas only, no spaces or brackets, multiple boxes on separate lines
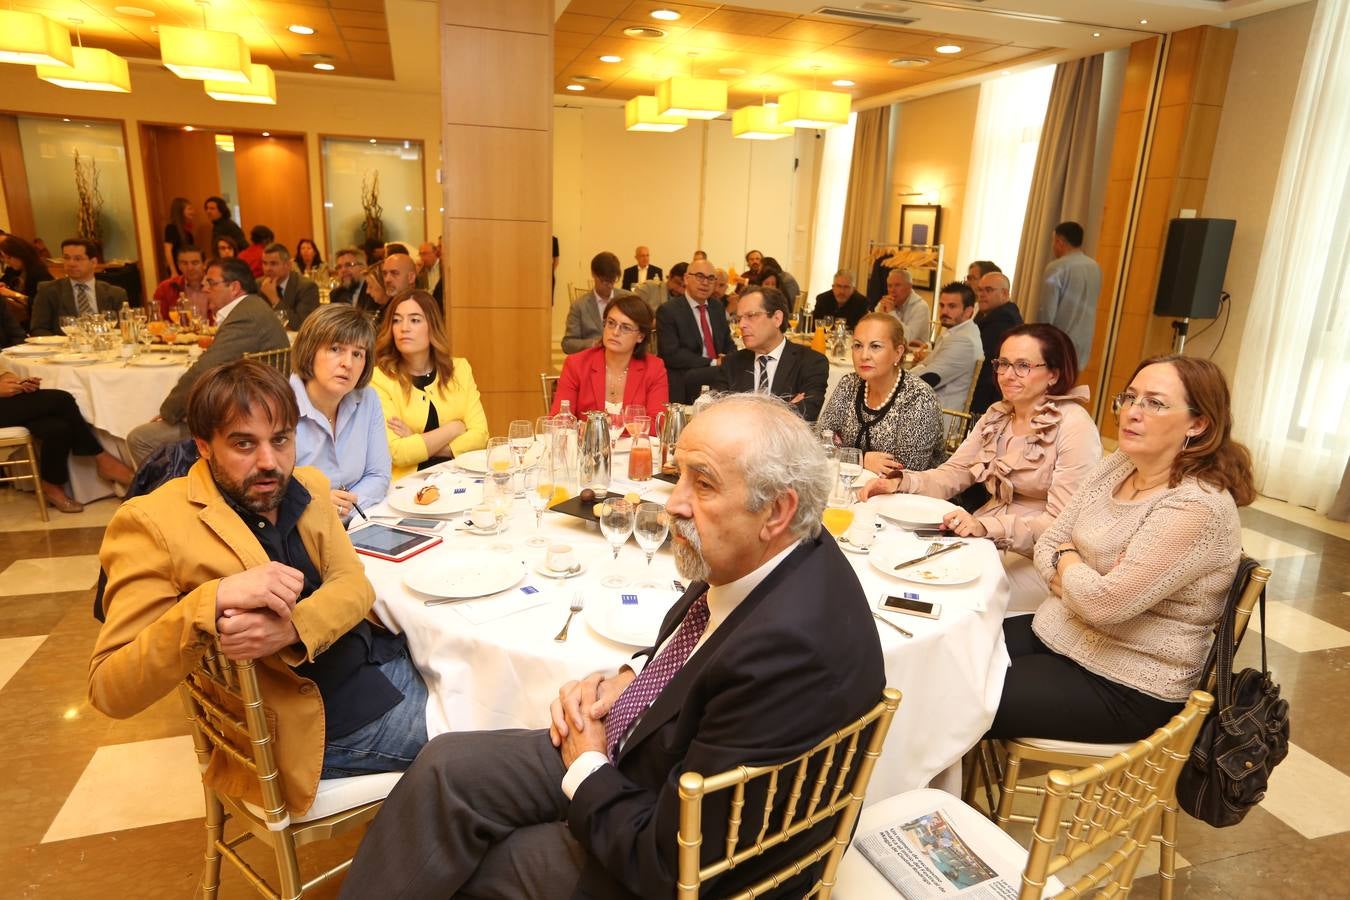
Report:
387,476,483,516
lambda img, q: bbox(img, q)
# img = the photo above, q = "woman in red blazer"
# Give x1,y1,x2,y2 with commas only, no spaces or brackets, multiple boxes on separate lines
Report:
551,294,667,429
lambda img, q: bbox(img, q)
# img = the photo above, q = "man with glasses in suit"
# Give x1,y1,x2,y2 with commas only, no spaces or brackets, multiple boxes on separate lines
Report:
657,258,732,404
28,238,129,336
718,286,829,422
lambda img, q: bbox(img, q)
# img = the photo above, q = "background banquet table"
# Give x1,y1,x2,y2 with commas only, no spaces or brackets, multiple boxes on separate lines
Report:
1,346,189,500
363,450,1011,801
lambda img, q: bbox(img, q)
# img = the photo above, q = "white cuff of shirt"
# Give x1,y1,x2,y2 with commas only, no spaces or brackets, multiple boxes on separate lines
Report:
562,751,610,799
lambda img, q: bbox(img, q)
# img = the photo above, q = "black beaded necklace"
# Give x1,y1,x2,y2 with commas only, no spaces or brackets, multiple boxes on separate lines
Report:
853,369,903,454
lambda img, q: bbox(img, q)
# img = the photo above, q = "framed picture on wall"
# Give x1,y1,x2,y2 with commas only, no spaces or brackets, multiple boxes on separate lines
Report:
900,204,942,248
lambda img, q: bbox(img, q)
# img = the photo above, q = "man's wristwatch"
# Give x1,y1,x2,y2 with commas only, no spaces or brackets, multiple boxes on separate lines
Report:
1050,547,1079,569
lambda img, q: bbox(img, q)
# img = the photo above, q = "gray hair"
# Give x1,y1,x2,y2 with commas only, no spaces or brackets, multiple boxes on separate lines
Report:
704,393,832,540
886,268,911,285
833,269,855,286
337,246,367,265
263,242,291,261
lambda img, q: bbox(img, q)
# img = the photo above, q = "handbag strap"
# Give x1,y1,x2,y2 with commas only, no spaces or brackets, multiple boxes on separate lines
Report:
1197,556,1264,707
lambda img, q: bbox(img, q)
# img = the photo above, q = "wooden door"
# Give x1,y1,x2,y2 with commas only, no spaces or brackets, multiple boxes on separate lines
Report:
233,133,312,255
141,126,221,282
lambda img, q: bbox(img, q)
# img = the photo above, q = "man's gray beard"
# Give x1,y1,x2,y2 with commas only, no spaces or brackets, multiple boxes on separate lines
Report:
670,515,710,583
207,457,288,515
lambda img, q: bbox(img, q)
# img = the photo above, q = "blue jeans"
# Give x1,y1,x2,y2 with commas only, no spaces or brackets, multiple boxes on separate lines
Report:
321,649,429,778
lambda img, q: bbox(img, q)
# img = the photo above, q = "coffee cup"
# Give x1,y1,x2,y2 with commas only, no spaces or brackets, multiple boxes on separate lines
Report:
546,543,577,573
470,506,497,530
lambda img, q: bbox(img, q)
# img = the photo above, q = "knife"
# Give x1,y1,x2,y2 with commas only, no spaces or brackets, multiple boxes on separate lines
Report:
892,541,966,572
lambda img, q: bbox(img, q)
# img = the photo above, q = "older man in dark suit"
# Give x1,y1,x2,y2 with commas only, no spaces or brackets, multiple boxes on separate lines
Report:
717,286,830,422
259,242,319,331
621,245,662,292
28,238,129,336
656,258,733,404
126,258,289,464
339,393,885,899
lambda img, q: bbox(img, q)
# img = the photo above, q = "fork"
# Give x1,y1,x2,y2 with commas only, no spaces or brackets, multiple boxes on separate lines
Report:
554,591,584,642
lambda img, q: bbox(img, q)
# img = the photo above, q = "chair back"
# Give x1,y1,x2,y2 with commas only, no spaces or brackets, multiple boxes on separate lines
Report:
1199,557,1270,694
959,357,982,416
938,409,973,458
540,373,560,414
569,283,590,304
243,347,292,375
677,687,902,899
0,427,46,521
1020,691,1214,899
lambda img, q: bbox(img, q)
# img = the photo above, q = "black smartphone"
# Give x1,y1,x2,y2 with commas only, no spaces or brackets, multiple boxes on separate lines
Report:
912,528,946,539
881,594,941,619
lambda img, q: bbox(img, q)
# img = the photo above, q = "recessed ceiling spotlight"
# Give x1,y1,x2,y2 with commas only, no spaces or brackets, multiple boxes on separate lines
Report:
599,54,623,63
832,79,855,87
114,5,155,17
369,138,377,144
566,84,585,91
313,62,335,71
572,74,601,83
889,57,930,67
718,67,746,76
1092,32,1101,38
62,117,71,122
288,24,315,35
183,125,194,132
650,8,681,21
935,44,961,54
623,26,665,38
261,131,270,136
1139,19,1148,25
1000,70,1010,76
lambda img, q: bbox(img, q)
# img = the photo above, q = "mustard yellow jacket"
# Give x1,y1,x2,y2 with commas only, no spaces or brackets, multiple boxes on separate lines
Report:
370,359,489,481
89,462,375,814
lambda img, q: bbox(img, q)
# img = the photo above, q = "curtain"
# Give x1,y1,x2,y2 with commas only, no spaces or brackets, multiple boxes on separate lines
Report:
808,113,858,299
838,106,893,289
957,66,1055,293
1232,0,1350,514
1013,55,1104,321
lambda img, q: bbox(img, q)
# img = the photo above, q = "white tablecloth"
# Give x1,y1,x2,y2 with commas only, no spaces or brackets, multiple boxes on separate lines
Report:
364,456,1010,801
2,348,188,500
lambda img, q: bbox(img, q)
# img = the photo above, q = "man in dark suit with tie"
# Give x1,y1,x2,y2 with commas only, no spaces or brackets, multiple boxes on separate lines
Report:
621,245,663,292
717,286,830,422
656,258,733,404
339,393,885,899
126,258,290,464
28,238,129,336
259,242,319,331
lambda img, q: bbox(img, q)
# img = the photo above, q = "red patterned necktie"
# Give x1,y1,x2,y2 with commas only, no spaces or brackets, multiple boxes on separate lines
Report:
697,303,717,360
604,593,711,762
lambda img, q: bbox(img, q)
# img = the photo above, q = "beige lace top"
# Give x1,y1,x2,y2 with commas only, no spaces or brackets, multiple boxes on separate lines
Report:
1031,451,1242,701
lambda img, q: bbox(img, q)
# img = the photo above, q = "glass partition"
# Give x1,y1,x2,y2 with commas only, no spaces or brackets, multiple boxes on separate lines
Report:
321,136,424,254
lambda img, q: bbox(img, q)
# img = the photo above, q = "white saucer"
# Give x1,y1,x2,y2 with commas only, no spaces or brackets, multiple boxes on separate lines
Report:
532,558,587,579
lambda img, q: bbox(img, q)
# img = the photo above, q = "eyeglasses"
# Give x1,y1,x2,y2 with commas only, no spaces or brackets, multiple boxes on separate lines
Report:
686,272,716,283
1112,391,1196,416
604,318,641,336
990,359,1048,377
734,310,768,324
202,278,224,288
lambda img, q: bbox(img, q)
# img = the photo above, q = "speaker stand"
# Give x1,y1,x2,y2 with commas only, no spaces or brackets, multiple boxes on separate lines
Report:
1170,318,1191,354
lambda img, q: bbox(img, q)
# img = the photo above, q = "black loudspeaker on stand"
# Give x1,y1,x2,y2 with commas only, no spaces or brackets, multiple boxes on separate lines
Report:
1154,217,1235,353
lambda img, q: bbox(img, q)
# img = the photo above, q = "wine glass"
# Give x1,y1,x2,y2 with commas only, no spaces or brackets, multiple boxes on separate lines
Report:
482,471,513,533
60,315,79,337
534,416,553,457
508,420,534,467
608,410,624,449
522,464,551,548
486,436,514,475
598,499,635,588
623,404,647,438
634,501,669,570
836,447,863,504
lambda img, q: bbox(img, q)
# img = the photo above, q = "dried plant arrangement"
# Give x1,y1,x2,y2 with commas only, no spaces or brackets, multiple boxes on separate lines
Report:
74,149,105,245
360,169,384,245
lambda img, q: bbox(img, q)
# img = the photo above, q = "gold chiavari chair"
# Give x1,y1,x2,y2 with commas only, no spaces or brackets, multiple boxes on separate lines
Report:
540,373,560,414
179,642,402,899
975,562,1270,900
835,691,1213,900
0,427,48,521
676,687,902,899
243,347,292,375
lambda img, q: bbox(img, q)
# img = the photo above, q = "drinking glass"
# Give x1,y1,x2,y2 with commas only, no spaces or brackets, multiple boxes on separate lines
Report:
535,416,553,457
628,433,653,485
482,471,513,533
633,502,668,566
60,315,79,337
623,404,647,437
608,411,624,449
486,436,514,475
821,499,855,538
522,464,551,548
836,447,863,503
598,499,635,588
138,320,157,356
508,420,534,495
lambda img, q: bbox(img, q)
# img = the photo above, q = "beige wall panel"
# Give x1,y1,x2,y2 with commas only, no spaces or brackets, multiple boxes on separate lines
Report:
444,125,550,221
445,219,552,309
441,0,550,34
443,27,551,130
448,306,551,393
1191,29,1238,108
1178,106,1223,180
1173,177,1209,216
1134,179,1173,250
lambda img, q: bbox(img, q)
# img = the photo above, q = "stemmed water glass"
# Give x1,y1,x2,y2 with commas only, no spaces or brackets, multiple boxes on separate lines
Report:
486,436,514,475
633,502,669,588
508,420,534,495
608,411,624,449
522,464,552,548
481,471,513,533
598,499,635,588
59,315,79,338
623,404,647,438
836,447,863,504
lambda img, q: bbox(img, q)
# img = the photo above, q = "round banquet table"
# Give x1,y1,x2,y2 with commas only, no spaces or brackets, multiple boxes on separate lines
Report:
1,345,191,501
363,450,1011,802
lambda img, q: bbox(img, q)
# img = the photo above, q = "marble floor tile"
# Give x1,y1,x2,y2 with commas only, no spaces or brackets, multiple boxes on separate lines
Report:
1241,528,1316,562
1248,600,1350,653
0,634,46,692
1251,496,1350,542
0,555,101,597
42,735,204,844
0,491,120,533
1259,742,1350,840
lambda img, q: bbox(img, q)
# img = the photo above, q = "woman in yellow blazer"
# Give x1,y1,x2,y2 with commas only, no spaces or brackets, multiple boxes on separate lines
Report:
370,289,489,481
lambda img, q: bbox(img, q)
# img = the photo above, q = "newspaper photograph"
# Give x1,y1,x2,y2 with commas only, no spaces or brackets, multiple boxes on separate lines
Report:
855,807,1020,899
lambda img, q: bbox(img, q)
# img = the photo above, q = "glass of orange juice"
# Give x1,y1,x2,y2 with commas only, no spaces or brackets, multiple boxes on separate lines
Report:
486,437,513,474
821,501,854,539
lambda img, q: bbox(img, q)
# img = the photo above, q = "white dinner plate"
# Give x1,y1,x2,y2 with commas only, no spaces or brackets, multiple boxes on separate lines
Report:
47,353,99,366
868,536,980,586
454,444,544,474
866,493,959,528
4,344,58,357
24,335,68,345
588,588,682,648
403,549,524,600
128,354,183,367
387,478,483,516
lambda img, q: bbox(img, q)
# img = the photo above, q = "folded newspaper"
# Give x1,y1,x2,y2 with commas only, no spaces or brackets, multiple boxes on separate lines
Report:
855,805,1020,899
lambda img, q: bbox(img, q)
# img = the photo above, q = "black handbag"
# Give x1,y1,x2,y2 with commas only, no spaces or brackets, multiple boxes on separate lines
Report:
1176,557,1290,827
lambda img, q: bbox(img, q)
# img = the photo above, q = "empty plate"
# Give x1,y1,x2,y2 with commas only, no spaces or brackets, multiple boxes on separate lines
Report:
403,549,523,600
867,493,960,528
588,588,682,648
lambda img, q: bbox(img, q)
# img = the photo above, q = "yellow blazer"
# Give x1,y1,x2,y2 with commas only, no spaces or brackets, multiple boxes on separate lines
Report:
370,359,490,481
89,462,375,814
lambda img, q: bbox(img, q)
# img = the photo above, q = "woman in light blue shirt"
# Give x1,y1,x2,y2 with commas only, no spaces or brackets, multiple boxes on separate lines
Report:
290,303,391,518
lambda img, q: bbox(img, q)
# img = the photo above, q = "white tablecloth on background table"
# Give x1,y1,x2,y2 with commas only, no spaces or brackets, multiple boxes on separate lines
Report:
364,453,1011,802
2,349,188,501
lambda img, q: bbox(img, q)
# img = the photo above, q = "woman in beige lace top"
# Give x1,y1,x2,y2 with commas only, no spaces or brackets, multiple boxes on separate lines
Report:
862,324,1101,612
986,356,1255,743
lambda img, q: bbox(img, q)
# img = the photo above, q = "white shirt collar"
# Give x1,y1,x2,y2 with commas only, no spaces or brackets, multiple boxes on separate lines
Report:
215,294,246,324
71,276,97,292
756,333,787,360
704,540,798,633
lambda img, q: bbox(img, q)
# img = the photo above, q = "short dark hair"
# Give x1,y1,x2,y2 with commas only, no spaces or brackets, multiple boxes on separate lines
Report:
1054,222,1084,247
669,261,689,279
61,237,100,261
210,257,258,294
292,304,376,389
590,251,621,281
175,245,204,263
249,225,274,245
604,294,655,358
969,260,1002,277
385,242,412,257
939,281,976,309
743,285,791,332
999,323,1078,394
186,359,299,442
263,242,290,260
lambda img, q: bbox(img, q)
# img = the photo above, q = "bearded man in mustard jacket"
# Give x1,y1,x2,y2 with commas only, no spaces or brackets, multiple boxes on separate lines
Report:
89,359,427,814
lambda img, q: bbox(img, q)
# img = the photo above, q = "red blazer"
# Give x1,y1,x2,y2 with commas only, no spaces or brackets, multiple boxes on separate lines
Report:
551,346,669,425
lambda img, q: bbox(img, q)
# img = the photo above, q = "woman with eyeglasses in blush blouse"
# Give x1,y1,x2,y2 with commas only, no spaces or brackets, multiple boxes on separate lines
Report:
551,294,667,428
